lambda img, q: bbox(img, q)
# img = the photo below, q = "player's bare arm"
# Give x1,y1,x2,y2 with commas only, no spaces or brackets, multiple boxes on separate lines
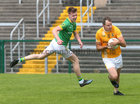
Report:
52,26,63,45
73,31,83,48
109,37,126,48
117,36,126,47
96,42,108,51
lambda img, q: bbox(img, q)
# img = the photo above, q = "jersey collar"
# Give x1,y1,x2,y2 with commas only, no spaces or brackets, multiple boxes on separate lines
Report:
67,17,73,23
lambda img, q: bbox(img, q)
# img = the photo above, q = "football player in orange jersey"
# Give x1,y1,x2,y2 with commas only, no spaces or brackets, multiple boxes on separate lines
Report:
95,17,126,95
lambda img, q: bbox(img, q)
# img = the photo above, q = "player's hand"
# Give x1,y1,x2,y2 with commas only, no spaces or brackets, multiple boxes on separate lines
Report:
57,39,63,45
79,42,83,48
107,45,112,49
107,43,112,49
110,38,119,46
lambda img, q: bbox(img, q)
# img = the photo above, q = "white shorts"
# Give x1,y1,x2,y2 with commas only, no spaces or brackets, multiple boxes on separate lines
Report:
43,39,73,58
103,55,123,70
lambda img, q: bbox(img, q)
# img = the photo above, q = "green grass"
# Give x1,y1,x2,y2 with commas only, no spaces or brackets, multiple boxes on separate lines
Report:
0,73,140,104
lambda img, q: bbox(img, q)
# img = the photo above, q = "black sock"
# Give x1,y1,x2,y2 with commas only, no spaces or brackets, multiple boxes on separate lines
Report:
110,81,119,88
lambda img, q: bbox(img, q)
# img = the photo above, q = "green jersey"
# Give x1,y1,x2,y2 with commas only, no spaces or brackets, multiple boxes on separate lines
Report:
55,18,76,46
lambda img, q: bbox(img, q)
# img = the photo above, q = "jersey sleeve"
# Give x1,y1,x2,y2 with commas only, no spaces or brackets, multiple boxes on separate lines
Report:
115,27,122,38
95,31,101,42
59,21,69,30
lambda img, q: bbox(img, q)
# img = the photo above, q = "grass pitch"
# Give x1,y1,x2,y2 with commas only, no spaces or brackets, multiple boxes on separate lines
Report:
0,73,140,104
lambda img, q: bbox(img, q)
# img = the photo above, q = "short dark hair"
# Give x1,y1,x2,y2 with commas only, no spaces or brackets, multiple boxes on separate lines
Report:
102,17,112,25
68,7,77,14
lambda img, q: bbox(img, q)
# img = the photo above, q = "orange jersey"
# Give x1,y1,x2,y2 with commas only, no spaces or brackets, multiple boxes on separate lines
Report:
96,25,122,58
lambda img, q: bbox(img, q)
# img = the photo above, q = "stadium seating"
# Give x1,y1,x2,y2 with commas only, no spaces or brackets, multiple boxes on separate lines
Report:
1,0,140,73
0,0,96,73
0,0,65,73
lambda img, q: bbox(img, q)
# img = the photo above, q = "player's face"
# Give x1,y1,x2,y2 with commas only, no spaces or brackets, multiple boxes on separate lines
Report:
69,12,77,22
103,20,112,32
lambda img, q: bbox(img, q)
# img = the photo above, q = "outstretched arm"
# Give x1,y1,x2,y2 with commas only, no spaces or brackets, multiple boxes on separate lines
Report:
117,36,126,47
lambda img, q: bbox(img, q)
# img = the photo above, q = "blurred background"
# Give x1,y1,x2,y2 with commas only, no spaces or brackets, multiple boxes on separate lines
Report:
0,0,140,74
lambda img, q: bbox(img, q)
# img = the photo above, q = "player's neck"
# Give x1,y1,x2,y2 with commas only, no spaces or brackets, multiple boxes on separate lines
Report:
103,27,111,33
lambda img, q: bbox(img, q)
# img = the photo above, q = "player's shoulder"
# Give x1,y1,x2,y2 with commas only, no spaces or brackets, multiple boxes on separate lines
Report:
60,18,70,27
112,25,121,31
62,18,68,24
96,27,104,34
64,18,71,24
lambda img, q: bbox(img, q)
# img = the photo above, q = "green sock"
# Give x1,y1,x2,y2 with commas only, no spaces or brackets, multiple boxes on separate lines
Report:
19,57,25,62
77,75,83,81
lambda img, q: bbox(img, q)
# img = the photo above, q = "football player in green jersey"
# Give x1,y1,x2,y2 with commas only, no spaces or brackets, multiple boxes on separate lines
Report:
10,7,93,87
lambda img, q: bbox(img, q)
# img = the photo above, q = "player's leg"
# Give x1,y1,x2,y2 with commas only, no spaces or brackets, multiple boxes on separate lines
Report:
103,56,124,95
107,67,124,95
103,58,122,94
108,67,118,80
51,42,92,87
115,55,123,85
113,55,124,95
10,51,51,67
103,58,119,88
66,53,93,87
107,67,119,88
116,68,121,85
66,53,81,76
113,68,124,95
10,40,55,67
21,51,51,60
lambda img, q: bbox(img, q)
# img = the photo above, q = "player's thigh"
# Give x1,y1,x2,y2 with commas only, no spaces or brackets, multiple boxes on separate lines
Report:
43,40,55,54
103,58,118,77
103,58,115,70
107,67,118,78
51,39,67,54
61,48,73,59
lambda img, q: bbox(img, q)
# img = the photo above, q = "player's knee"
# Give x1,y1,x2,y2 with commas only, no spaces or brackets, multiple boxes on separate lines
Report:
67,54,79,64
111,74,118,80
73,56,79,64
